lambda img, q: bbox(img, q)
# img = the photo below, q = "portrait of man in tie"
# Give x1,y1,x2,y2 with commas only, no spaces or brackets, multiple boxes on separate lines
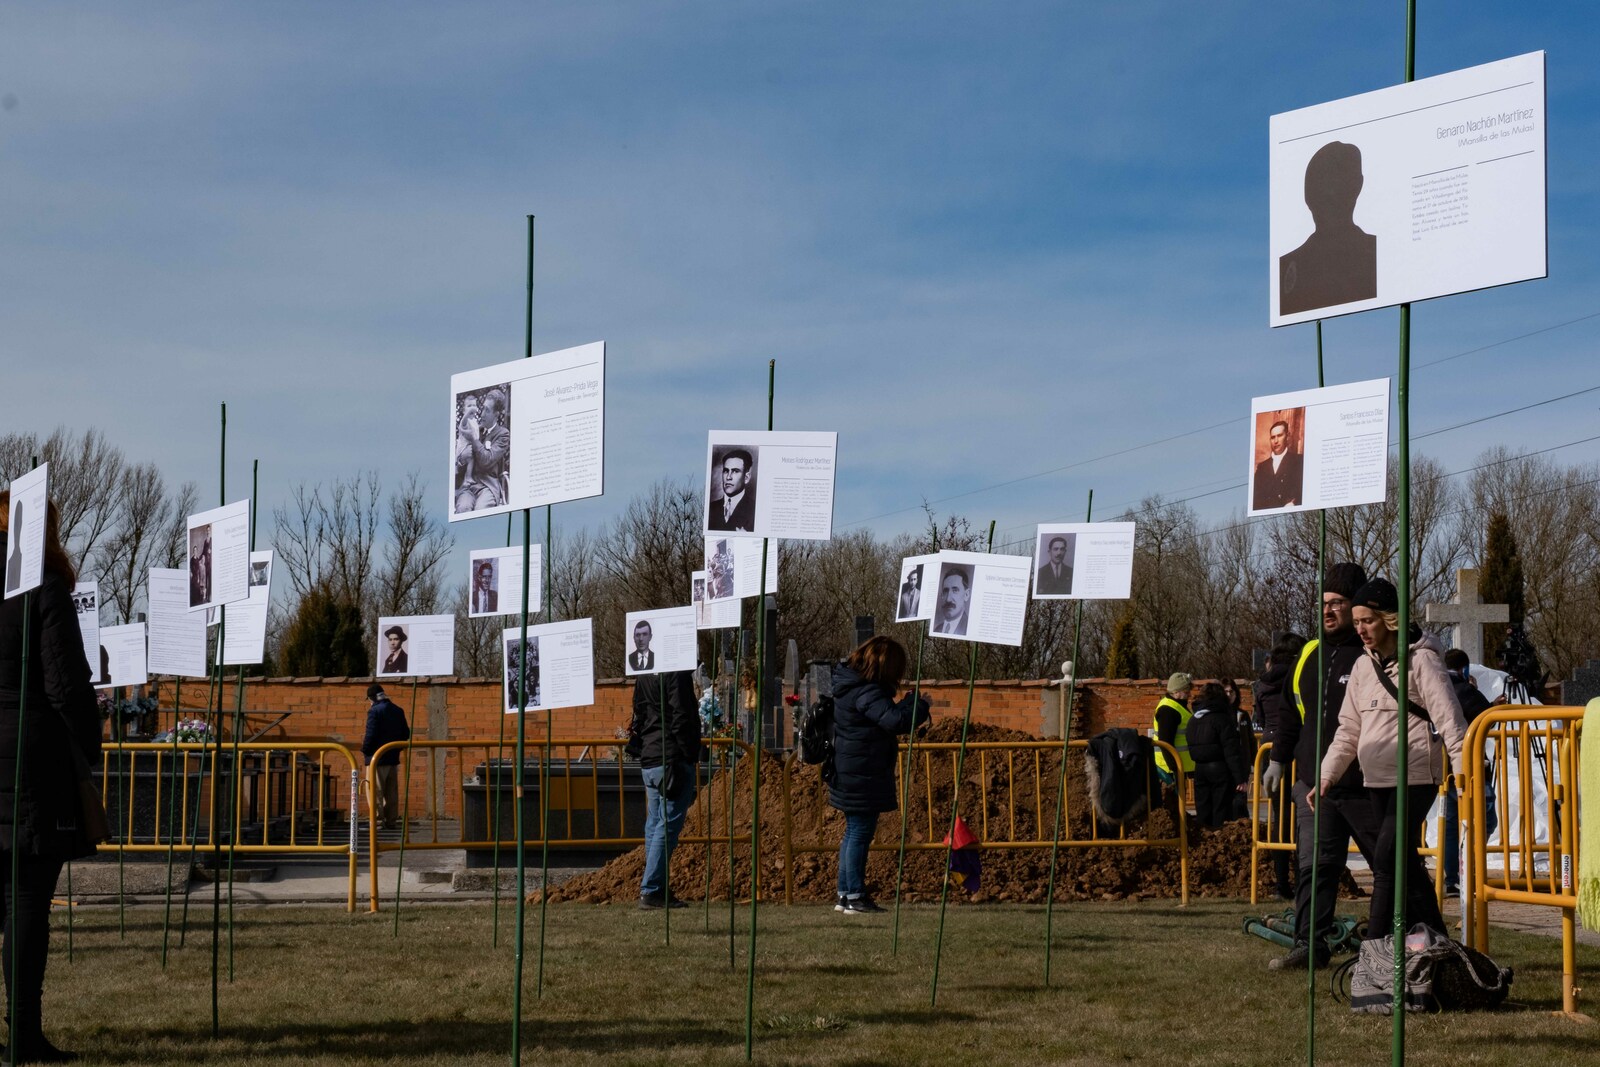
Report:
707,446,758,532
896,563,923,621
932,564,974,637
470,559,499,615
628,620,656,673
1033,533,1076,597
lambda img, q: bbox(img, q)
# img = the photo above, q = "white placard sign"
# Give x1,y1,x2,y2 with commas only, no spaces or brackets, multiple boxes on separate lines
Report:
1032,523,1136,600
221,551,274,666
449,341,606,523
1248,378,1390,516
467,545,542,618
703,536,780,604
148,567,208,677
692,570,740,630
72,581,101,680
895,554,938,622
927,551,1032,647
624,606,697,676
95,623,148,690
186,499,250,613
3,463,48,599
376,614,456,677
703,430,838,540
502,618,594,713
1270,51,1546,327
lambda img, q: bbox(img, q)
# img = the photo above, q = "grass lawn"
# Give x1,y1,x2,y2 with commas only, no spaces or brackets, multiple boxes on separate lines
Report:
42,899,1600,1065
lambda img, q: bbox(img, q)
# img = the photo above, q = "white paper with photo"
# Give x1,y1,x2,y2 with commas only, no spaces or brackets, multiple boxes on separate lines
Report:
467,545,541,618
704,431,837,540
221,551,274,666
702,536,780,604
449,342,606,523
1032,523,1135,600
1248,378,1389,516
72,581,101,679
502,618,594,713
3,463,48,600
623,607,696,676
926,551,1032,647
895,554,938,622
376,614,455,677
692,571,739,629
186,499,250,613
1270,52,1545,327
147,567,208,677
95,623,148,690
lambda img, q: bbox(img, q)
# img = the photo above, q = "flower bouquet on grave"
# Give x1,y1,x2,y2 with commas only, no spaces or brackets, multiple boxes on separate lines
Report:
171,718,215,744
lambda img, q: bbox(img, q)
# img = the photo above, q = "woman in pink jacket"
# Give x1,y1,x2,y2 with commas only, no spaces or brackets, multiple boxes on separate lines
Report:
1312,578,1468,940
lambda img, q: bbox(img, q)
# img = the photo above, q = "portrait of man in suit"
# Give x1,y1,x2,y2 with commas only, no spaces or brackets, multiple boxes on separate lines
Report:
1034,534,1075,596
4,497,24,595
1252,415,1305,511
707,447,757,532
188,524,212,607
471,560,499,614
1279,140,1377,316
382,625,409,674
897,564,923,621
933,564,973,637
628,620,656,672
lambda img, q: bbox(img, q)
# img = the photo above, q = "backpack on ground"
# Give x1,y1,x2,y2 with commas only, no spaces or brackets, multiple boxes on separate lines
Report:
797,694,836,777
1341,924,1512,1014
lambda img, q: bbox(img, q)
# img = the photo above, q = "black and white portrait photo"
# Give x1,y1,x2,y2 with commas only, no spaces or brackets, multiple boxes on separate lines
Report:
1034,533,1076,596
249,559,271,589
505,636,540,711
706,445,757,532
470,558,499,615
453,383,512,517
1251,409,1306,511
628,619,656,673
932,563,974,637
381,624,409,675
188,524,213,608
896,563,923,621
1278,141,1376,316
707,538,735,600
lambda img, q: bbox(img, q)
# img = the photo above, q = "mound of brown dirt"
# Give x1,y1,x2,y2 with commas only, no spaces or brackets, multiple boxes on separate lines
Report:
543,720,1340,905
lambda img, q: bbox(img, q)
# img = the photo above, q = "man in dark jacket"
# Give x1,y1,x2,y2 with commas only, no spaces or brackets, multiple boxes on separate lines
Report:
1265,562,1373,970
627,670,701,908
361,684,411,830
1185,682,1250,828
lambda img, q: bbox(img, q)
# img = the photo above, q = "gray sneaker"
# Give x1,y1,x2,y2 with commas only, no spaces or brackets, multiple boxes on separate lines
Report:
841,895,886,914
1268,942,1329,971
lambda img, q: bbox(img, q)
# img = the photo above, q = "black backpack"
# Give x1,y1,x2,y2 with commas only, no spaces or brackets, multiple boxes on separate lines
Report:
797,694,836,776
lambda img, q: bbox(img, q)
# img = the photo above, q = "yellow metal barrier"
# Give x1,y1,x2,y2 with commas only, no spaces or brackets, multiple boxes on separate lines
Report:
780,739,1190,906
365,737,754,912
95,741,362,911
1462,704,1586,1017
1246,742,1451,906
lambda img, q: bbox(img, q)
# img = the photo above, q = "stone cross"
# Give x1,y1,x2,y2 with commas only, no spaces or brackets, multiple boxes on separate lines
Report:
1424,568,1509,666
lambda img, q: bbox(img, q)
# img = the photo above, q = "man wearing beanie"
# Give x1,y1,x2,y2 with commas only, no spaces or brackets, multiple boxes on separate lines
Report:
1264,562,1374,970
1152,672,1195,786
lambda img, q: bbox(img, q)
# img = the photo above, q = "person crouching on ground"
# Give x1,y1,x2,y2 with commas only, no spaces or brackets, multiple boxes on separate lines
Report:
1310,578,1468,941
828,636,929,914
1185,682,1250,828
627,669,701,909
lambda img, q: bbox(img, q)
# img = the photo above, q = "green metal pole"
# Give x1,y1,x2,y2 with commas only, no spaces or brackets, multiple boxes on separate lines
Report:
536,504,553,998
728,631,740,968
1043,491,1093,985
491,516,514,948
513,210,536,1064
930,519,995,1006
659,674,672,942
7,589,31,1067
161,678,183,969
703,645,718,930
390,677,419,935
890,624,927,954
1393,7,1417,1055
1306,320,1327,1064
225,458,257,980
180,667,220,946
742,359,776,1062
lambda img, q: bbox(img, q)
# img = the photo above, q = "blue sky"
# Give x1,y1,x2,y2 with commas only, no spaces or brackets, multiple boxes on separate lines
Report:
3,2,1596,565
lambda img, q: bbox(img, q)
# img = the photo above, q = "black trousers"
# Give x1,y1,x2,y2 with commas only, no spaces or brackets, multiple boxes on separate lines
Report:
1365,785,1447,940
1191,763,1235,829
0,852,65,1040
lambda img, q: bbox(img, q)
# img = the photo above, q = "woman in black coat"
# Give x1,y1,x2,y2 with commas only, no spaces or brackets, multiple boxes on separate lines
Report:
1185,682,1250,829
827,636,928,914
0,494,102,1063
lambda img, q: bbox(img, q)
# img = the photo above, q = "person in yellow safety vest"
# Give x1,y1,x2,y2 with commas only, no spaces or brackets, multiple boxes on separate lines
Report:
1152,672,1195,784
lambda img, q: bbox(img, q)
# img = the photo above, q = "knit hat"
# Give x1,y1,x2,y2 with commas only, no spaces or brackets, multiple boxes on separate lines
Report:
1325,562,1368,599
366,684,386,701
1166,672,1193,696
1351,577,1399,614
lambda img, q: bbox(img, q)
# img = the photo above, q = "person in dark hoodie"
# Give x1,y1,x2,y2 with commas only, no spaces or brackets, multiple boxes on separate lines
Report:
1264,561,1373,971
1256,632,1307,899
627,669,701,909
1185,682,1251,828
828,636,929,914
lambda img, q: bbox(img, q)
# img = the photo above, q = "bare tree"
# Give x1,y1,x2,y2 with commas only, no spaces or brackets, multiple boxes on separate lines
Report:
0,427,129,571
374,473,454,617
94,464,197,625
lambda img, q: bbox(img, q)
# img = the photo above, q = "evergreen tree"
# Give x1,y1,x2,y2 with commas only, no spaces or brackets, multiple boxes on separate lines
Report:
280,587,370,677
1105,606,1140,679
1479,511,1525,662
